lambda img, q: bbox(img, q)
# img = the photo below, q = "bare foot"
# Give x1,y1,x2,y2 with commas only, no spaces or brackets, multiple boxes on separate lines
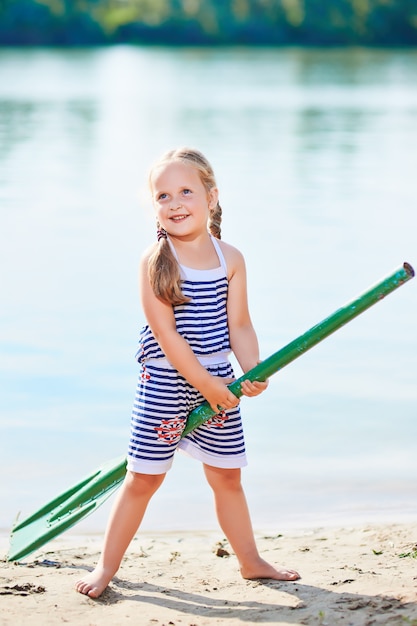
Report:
240,557,300,581
75,566,113,598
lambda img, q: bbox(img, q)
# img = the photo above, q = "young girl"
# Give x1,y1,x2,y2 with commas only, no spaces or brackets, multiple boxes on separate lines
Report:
75,147,300,598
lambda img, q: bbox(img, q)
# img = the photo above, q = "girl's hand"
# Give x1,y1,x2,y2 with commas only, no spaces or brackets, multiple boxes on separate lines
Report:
239,378,269,398
203,377,240,414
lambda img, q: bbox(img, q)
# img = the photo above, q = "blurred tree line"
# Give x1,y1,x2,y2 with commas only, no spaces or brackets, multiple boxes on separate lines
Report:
0,0,416,46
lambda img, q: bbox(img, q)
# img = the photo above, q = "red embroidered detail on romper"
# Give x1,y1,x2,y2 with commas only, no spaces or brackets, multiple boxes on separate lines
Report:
141,366,150,381
155,417,186,444
205,410,229,428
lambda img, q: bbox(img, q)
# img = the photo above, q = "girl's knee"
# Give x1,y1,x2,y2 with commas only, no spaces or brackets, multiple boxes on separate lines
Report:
204,465,242,492
125,471,165,496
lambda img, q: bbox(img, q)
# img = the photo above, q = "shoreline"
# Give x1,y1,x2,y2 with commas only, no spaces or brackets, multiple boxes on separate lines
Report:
3,505,417,540
1,522,417,625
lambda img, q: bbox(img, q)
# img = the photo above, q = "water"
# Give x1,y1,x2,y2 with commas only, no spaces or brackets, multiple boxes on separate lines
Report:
1,46,416,536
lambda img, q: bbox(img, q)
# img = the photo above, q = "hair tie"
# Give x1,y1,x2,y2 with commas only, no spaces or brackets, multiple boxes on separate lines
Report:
157,228,167,242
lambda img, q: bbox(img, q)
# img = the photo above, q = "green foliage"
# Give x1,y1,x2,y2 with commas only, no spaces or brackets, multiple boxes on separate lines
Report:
0,0,416,45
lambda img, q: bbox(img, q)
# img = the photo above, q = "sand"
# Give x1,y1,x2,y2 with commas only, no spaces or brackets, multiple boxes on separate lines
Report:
1,523,417,625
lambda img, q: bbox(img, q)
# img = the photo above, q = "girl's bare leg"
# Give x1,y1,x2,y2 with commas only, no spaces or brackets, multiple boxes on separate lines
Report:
203,464,300,581
75,471,165,598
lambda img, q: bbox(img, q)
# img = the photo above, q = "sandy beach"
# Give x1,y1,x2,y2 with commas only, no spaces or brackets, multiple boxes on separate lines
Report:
1,523,417,625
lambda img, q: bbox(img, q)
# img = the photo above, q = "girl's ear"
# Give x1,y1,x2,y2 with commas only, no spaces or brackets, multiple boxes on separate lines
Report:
208,187,219,209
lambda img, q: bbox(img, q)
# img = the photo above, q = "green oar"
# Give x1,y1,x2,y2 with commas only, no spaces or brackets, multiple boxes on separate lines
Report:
7,262,414,562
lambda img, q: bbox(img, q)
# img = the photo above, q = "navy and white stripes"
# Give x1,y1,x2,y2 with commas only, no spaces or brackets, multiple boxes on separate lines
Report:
128,360,246,474
136,271,230,363
127,236,247,474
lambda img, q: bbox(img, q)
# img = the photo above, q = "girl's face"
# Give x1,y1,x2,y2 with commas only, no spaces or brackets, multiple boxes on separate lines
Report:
150,161,218,239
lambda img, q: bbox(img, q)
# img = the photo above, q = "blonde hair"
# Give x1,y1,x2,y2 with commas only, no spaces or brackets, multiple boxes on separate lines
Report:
148,147,222,306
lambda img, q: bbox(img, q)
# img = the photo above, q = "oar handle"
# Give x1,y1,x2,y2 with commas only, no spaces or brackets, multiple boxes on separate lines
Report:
182,262,414,436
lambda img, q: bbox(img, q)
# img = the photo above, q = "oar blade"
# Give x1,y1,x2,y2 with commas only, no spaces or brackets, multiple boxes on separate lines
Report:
8,456,127,562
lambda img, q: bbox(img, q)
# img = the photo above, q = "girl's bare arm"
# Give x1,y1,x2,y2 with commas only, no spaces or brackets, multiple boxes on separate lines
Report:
221,242,268,397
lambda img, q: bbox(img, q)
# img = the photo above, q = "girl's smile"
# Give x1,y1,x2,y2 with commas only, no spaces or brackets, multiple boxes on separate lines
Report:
170,214,189,222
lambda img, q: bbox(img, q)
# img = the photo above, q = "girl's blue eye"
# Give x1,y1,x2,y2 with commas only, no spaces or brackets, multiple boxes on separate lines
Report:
183,189,191,195
158,193,167,200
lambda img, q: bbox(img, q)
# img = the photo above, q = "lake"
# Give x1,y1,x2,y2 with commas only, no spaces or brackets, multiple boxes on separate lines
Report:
0,45,416,536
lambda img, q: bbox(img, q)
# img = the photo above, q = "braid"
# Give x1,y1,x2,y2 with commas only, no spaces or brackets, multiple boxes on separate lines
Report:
208,201,222,240
148,220,189,306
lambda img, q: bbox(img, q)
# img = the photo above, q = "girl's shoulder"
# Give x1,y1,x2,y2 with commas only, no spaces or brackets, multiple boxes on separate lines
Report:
216,239,246,278
216,239,244,261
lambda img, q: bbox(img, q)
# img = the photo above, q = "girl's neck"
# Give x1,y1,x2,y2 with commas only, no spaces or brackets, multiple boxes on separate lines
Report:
169,232,220,270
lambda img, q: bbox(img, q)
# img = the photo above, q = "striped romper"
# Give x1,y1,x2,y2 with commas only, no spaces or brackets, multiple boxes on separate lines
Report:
127,236,247,475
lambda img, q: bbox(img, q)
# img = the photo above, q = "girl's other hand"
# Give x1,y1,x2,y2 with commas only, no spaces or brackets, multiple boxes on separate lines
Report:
239,378,269,398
